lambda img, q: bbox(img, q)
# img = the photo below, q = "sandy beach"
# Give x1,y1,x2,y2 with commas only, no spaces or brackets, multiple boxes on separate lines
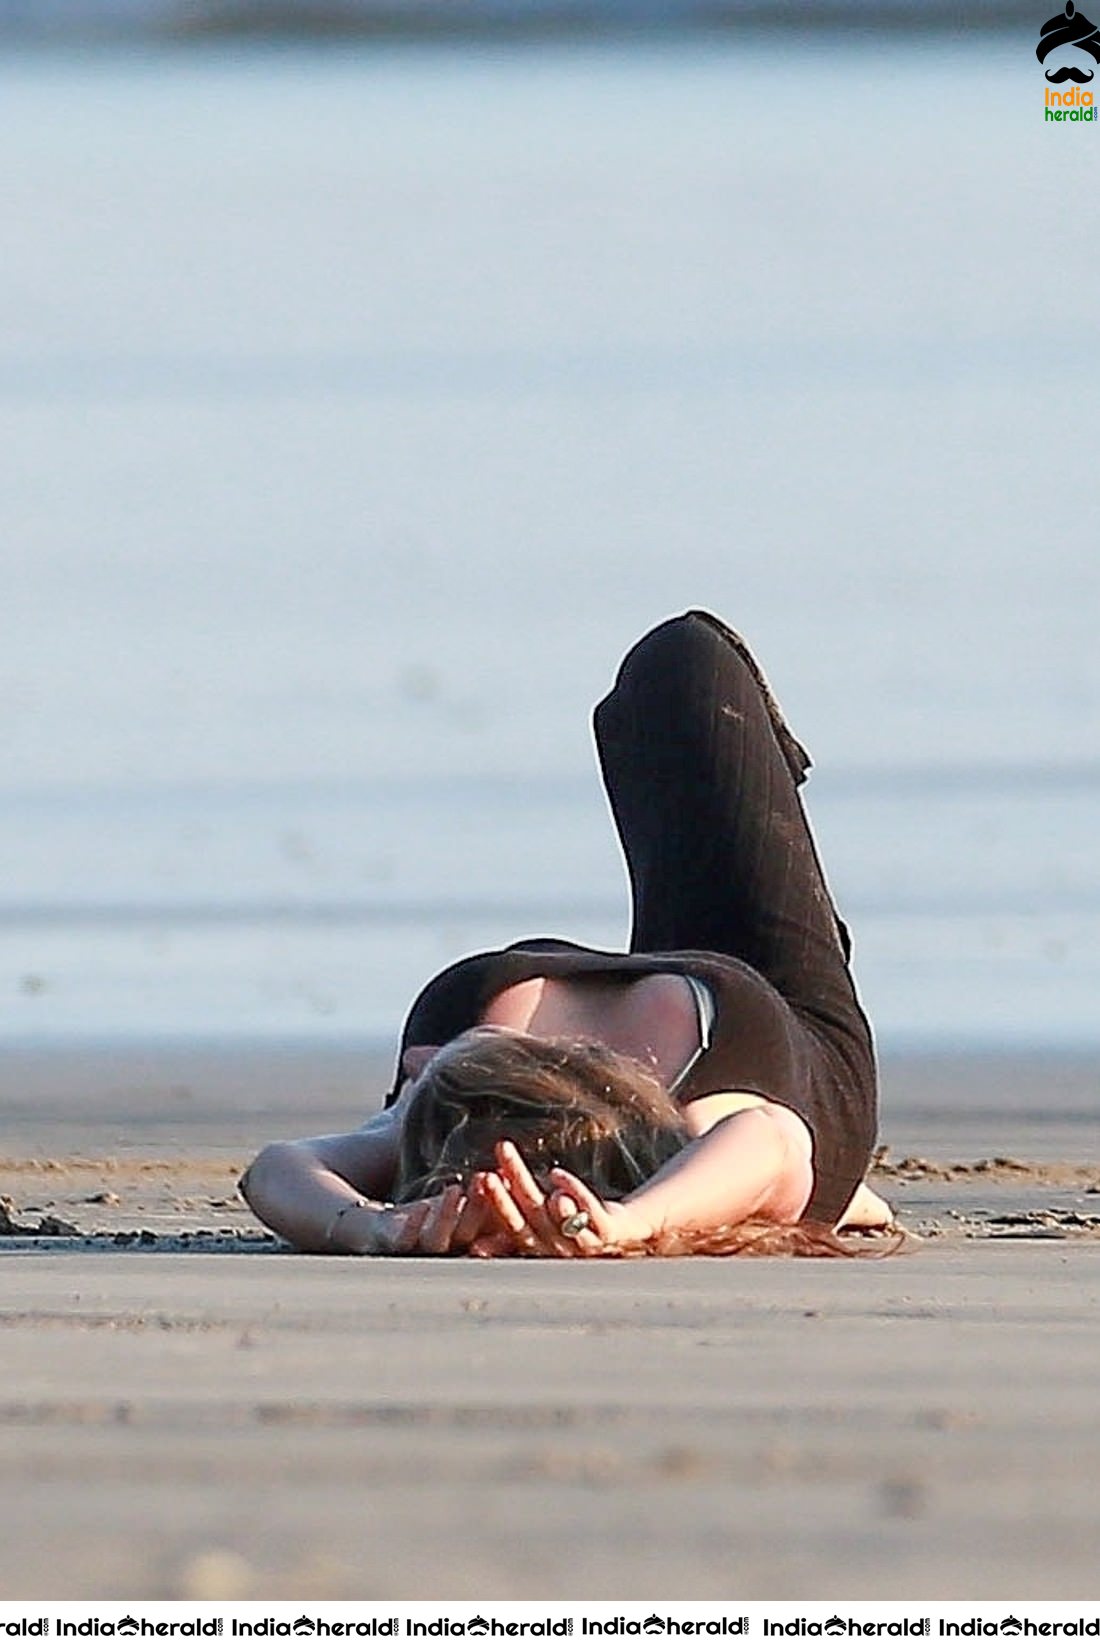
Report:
5,17,1100,1612
2,1045,1099,1603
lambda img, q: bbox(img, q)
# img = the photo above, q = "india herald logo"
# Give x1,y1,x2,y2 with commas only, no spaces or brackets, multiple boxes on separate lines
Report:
1037,1,1100,81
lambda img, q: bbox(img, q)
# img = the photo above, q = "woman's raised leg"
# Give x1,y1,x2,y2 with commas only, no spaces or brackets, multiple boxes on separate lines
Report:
593,609,864,1040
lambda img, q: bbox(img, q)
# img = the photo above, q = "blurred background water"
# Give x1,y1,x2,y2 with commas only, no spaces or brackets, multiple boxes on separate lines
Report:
3,27,1098,1066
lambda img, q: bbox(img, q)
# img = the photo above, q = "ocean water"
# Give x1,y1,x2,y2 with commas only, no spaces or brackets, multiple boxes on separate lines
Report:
3,35,1098,1056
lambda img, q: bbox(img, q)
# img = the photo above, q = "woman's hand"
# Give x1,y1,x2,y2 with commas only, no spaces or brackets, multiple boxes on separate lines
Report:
356,1188,463,1255
468,1141,656,1258
356,1183,497,1256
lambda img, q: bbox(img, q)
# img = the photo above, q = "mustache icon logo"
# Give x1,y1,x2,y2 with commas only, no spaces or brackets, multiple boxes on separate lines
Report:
1037,0,1100,81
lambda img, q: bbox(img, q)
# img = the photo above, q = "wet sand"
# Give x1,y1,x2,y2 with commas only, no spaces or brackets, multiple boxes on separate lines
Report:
2,1046,1099,1601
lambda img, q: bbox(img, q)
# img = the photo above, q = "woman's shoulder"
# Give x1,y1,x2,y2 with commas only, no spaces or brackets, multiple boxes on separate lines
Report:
391,941,756,1073
399,942,757,1050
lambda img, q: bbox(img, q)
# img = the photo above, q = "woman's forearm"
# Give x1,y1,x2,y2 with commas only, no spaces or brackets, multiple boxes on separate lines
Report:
238,1112,402,1252
239,1143,372,1251
621,1103,813,1237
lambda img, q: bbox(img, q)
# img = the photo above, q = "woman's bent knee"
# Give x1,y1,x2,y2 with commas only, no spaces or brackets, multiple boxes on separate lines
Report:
608,610,741,701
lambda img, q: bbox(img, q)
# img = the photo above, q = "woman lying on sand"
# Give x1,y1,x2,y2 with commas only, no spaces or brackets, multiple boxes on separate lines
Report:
241,610,890,1258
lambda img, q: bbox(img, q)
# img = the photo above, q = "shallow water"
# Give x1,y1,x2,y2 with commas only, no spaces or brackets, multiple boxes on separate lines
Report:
3,36,1098,1053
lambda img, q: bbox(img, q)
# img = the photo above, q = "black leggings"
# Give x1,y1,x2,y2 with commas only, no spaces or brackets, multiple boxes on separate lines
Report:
593,611,877,1221
593,609,861,1036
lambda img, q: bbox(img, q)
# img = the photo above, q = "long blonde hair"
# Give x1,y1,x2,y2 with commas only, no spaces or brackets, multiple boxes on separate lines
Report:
394,1029,884,1258
394,1028,687,1203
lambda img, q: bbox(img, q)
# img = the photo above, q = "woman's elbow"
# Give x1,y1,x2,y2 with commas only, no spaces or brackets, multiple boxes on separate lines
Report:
238,1139,302,1215
757,1103,815,1222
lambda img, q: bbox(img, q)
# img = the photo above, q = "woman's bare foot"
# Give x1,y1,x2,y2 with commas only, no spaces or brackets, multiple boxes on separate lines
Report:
836,1181,894,1231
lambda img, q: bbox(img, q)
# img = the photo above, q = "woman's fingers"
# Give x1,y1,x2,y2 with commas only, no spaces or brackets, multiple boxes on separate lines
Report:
548,1190,605,1255
549,1170,653,1250
493,1142,579,1257
414,1185,466,1255
479,1167,562,1258
451,1176,498,1251
484,1145,607,1258
462,1172,529,1257
372,1169,619,1260
382,1154,617,1262
382,1199,432,1255
481,1168,539,1248
547,1168,617,1245
494,1140,542,1196
469,1230,517,1259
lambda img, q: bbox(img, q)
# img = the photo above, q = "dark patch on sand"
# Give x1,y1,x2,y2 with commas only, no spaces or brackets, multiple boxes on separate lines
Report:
0,1195,80,1239
871,1146,1100,1188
